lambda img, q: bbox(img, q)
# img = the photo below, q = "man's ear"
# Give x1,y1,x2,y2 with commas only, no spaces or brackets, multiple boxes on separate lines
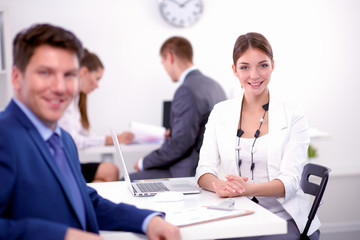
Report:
166,51,175,64
12,66,22,92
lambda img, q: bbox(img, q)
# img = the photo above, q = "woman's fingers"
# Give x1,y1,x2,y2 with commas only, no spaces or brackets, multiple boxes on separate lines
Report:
225,175,247,193
212,181,244,197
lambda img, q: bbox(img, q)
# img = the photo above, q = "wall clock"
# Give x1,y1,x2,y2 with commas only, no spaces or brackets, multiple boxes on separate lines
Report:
159,0,203,28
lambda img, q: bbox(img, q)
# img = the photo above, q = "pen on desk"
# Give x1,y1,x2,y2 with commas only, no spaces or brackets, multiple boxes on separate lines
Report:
206,205,235,211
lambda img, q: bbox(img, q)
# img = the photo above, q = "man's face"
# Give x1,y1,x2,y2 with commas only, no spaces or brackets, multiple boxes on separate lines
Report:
12,45,79,129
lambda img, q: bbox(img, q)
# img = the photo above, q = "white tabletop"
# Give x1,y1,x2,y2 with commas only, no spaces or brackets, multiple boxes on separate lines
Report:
79,143,162,176
88,178,287,240
79,143,162,155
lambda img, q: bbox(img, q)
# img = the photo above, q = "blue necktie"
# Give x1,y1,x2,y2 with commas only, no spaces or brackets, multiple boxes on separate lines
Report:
48,133,86,229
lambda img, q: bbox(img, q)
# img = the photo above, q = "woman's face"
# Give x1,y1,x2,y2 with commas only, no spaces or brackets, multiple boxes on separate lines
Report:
232,47,274,98
79,67,103,94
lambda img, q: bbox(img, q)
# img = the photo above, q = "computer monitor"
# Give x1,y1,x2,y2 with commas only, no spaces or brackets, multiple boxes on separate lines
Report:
162,101,172,129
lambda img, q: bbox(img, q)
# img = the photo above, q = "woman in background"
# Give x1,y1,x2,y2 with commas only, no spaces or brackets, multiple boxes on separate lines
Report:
59,49,134,182
195,33,320,239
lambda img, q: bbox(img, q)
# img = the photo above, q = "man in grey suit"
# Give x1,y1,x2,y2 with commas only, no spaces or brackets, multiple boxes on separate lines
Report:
130,36,227,180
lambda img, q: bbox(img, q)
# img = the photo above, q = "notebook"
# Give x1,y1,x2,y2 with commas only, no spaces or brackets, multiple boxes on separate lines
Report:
111,129,201,197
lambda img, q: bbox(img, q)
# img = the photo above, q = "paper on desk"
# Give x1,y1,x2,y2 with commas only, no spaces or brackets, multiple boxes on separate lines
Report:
165,206,253,227
130,121,165,144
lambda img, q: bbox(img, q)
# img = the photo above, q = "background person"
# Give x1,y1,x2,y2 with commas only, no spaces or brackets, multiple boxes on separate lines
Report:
0,23,180,240
130,36,227,180
195,32,320,240
59,49,133,182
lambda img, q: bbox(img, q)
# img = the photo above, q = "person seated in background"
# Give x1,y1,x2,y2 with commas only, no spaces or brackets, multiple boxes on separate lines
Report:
195,32,320,240
130,36,227,180
59,49,134,182
0,23,180,240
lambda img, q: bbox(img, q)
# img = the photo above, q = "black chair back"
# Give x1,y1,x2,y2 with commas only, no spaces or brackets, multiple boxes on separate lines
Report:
300,163,330,240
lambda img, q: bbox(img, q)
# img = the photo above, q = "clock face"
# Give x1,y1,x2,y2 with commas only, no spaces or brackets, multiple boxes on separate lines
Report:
159,0,203,28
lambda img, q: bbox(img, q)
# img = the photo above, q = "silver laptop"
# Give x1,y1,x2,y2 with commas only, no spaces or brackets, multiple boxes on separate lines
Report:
111,129,201,197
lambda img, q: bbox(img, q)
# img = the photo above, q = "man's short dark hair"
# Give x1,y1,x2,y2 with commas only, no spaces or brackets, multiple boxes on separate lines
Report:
160,36,193,63
13,23,84,72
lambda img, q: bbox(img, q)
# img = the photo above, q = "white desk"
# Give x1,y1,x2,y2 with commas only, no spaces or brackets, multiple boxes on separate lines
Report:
88,178,287,240
79,143,161,175
308,128,331,140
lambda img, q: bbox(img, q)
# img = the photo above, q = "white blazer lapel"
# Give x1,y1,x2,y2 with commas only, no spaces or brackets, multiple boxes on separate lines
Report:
267,96,289,179
216,97,243,176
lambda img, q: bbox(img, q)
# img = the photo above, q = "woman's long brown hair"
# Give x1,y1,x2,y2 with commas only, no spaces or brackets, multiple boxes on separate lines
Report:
78,49,104,130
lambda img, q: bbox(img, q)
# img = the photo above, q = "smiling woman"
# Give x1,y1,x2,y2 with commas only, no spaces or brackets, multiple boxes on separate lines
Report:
196,32,321,240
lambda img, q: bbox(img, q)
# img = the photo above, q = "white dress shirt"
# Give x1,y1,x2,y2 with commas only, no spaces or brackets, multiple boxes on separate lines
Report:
58,96,105,154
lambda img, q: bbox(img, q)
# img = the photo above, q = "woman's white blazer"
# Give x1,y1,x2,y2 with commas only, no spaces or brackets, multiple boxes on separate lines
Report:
195,93,320,235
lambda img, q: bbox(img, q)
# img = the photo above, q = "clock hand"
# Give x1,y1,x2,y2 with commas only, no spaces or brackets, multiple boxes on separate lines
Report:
166,0,181,7
180,0,195,7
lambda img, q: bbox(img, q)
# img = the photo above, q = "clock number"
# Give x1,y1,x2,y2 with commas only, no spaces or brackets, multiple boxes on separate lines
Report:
159,0,203,28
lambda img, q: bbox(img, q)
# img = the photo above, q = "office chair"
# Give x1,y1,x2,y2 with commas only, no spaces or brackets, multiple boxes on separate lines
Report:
300,163,331,240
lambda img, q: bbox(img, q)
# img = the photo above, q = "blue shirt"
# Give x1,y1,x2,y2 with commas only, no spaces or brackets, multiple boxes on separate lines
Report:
13,97,60,142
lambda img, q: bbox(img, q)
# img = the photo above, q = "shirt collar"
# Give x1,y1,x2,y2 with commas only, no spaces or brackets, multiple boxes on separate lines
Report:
13,97,61,141
178,66,197,86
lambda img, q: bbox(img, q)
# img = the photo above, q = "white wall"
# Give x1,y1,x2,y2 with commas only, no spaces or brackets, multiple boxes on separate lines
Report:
0,0,359,172
1,0,360,236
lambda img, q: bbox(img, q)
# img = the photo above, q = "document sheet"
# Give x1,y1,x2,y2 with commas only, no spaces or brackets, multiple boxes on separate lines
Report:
165,206,254,227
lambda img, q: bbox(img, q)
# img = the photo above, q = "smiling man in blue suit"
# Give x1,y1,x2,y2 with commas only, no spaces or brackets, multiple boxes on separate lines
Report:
0,24,180,240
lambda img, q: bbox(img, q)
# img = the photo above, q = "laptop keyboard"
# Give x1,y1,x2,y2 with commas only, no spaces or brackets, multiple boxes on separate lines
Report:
136,182,170,193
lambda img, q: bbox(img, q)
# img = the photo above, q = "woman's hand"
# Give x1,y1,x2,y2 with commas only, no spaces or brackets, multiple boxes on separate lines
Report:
225,174,248,185
212,175,248,198
105,132,134,145
117,132,134,144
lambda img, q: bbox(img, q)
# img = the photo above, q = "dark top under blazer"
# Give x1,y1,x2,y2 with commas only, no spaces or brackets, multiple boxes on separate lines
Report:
143,70,227,177
0,100,155,240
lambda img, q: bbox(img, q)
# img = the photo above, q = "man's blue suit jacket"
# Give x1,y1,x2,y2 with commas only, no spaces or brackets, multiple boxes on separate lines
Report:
0,100,155,240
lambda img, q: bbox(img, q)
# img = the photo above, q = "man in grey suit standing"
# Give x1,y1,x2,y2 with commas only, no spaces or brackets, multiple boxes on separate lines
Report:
130,36,227,180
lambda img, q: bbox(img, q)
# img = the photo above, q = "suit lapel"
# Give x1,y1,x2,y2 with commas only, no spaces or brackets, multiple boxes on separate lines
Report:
28,128,67,183
61,132,99,231
9,101,67,185
8,101,87,228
